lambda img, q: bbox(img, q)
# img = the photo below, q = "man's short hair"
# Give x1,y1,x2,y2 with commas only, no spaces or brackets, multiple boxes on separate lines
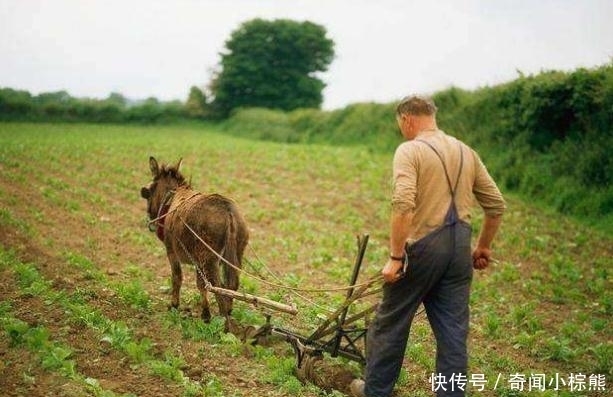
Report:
396,95,437,116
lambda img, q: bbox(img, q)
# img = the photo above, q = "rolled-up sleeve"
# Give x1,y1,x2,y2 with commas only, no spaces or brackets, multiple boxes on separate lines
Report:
391,143,418,214
472,150,506,216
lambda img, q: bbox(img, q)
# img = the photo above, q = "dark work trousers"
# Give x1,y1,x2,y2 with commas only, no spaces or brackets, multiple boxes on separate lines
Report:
365,141,473,397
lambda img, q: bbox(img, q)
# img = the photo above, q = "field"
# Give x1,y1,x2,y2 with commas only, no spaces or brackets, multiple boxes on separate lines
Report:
0,122,611,397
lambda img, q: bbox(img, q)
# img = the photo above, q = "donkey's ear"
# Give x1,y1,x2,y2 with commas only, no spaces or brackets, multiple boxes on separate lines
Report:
149,156,160,177
176,158,183,172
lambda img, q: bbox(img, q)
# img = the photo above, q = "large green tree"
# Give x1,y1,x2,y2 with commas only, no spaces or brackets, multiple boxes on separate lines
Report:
209,18,335,118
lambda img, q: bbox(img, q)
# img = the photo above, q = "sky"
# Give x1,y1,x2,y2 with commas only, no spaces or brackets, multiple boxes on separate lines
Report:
1,0,612,110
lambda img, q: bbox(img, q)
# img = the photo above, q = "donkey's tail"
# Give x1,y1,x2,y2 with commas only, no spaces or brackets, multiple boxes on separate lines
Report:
222,212,242,292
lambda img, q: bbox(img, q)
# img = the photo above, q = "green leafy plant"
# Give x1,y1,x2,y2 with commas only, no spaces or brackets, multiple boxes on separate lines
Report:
124,338,153,364
101,321,132,349
3,317,30,347
589,342,613,375
149,351,186,382
544,337,577,362
484,313,502,338
114,280,151,311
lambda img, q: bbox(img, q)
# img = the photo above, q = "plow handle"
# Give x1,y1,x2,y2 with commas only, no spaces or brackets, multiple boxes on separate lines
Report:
331,234,369,357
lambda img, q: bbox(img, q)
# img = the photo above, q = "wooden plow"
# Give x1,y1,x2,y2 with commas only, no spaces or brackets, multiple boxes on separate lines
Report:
209,234,380,385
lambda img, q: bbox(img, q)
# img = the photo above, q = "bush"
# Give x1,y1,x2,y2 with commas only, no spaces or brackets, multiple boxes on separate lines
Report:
221,107,299,142
221,62,613,231
0,88,192,124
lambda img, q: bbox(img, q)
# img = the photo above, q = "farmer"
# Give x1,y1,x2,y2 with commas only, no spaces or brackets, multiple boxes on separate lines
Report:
350,95,506,397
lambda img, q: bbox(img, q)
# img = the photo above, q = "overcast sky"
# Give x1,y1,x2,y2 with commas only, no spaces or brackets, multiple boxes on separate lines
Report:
1,0,612,110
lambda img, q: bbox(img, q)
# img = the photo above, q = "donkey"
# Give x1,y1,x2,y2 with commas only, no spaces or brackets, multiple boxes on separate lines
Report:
140,156,249,323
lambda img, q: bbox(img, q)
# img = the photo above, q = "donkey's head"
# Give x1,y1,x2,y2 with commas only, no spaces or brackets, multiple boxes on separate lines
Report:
140,156,187,220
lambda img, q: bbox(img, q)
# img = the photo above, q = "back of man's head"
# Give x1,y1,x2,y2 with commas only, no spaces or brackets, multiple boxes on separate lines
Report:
396,95,437,117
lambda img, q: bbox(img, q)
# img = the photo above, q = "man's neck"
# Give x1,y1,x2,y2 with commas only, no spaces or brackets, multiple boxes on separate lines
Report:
409,116,437,139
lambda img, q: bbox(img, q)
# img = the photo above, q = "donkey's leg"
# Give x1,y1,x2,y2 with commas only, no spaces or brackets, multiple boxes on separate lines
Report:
195,265,211,323
207,261,236,333
205,259,233,319
167,251,182,310
224,265,239,316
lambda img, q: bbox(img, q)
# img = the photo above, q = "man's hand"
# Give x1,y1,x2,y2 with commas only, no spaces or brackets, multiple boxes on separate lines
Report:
382,259,404,283
473,214,502,270
387,209,413,284
472,246,492,270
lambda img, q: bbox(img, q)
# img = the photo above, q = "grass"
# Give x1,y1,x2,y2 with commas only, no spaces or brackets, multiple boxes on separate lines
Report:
0,298,126,396
3,314,76,376
1,250,212,396
0,122,611,396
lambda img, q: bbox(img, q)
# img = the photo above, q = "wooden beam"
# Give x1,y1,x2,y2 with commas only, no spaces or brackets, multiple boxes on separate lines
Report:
207,285,298,316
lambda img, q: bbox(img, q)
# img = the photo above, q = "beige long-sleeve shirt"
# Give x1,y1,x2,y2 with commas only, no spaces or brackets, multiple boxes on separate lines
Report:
392,129,506,243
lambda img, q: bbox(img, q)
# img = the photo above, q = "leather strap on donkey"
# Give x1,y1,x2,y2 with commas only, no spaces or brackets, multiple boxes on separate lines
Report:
151,190,175,242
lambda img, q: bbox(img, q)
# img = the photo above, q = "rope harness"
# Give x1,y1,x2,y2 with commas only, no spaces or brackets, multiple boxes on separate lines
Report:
148,190,202,241
146,188,384,312
179,218,383,294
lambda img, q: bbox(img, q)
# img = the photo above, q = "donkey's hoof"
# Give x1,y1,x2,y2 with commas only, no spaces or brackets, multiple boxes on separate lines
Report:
224,317,241,335
201,309,211,323
167,303,179,311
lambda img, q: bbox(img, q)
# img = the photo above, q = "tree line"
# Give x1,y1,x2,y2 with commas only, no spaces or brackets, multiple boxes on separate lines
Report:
0,18,334,123
0,89,188,123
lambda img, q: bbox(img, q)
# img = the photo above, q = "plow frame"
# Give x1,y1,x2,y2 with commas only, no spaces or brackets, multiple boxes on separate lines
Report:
209,234,379,373
270,234,377,369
